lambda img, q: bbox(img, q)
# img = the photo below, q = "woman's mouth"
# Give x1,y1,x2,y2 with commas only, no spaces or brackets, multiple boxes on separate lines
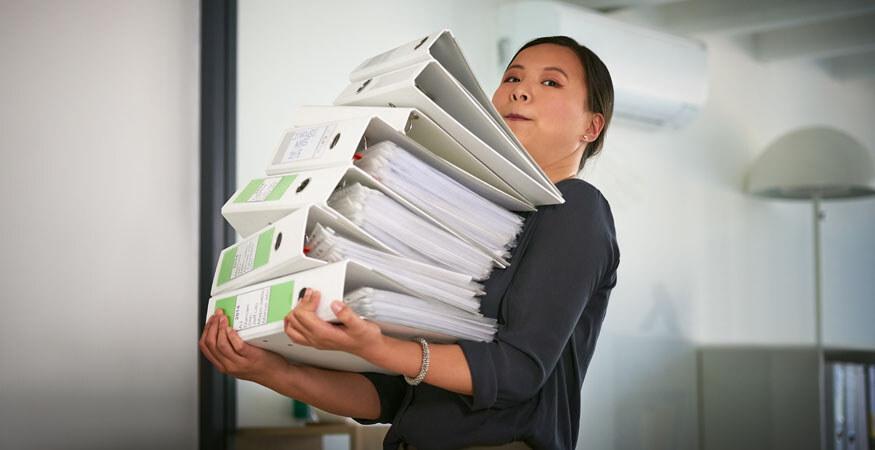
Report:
504,113,531,121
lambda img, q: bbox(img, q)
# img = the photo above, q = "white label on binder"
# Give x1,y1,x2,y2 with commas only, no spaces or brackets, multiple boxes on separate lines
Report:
231,287,271,330
231,236,258,279
280,125,333,163
249,177,282,202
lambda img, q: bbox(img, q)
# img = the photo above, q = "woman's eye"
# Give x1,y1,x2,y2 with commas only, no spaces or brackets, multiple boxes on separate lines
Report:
503,76,520,83
542,79,560,87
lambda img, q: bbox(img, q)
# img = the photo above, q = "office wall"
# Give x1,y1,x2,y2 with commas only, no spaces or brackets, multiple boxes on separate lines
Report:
583,34,875,348
576,33,875,449
236,1,875,449
0,1,200,449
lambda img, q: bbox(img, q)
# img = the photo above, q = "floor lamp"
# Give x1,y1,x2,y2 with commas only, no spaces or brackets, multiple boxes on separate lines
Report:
745,125,875,449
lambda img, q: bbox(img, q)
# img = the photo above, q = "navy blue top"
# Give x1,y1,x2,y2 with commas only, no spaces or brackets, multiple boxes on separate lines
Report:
355,178,620,450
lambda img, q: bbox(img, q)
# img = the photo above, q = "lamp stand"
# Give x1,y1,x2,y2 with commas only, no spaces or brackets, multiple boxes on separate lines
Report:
813,194,826,450
813,194,823,349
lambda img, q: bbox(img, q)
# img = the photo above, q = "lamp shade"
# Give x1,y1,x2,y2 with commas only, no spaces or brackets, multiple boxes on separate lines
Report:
746,126,875,199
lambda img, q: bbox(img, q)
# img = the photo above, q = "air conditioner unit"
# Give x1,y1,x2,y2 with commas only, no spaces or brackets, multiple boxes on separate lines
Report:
498,1,708,129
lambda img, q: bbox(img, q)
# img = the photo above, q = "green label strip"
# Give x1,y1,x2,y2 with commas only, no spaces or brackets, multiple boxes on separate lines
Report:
266,176,297,201
234,179,264,203
253,227,275,269
233,175,297,203
215,227,276,286
267,281,295,323
217,246,238,285
214,280,296,329
213,295,237,325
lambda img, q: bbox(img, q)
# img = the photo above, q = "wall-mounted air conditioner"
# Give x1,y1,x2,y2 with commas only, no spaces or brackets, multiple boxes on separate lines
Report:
498,1,708,129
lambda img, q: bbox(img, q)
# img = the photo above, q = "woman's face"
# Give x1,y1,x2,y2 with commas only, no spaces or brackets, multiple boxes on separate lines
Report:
492,44,593,174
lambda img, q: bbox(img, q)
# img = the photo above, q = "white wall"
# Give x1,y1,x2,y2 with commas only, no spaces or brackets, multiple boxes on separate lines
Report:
0,1,200,449
577,34,875,450
585,33,875,348
236,1,875,448
237,0,504,189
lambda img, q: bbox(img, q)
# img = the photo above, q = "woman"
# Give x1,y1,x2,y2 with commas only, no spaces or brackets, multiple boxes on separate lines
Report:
199,36,619,450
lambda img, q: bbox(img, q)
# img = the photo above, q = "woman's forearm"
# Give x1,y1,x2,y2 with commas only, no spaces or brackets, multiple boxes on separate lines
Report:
255,363,381,420
364,336,473,396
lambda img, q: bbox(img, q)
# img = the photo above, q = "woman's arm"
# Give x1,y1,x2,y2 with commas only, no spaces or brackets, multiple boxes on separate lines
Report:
286,182,618,411
262,364,381,420
365,335,473,396
284,289,475,396
199,311,380,420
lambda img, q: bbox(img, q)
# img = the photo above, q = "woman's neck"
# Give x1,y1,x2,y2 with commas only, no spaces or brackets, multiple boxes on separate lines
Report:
540,146,583,185
544,163,579,185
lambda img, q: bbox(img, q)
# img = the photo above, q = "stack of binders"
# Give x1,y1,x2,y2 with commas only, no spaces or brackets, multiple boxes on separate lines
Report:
205,30,564,374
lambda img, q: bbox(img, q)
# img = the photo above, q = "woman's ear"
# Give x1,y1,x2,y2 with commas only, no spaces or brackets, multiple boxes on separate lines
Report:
581,113,605,143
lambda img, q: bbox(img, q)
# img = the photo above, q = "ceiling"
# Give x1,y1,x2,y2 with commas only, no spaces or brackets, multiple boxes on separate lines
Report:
563,0,875,81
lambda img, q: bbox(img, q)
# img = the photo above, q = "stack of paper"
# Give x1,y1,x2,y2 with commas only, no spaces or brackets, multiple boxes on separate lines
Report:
354,140,524,260
344,287,497,343
307,223,483,314
327,182,495,280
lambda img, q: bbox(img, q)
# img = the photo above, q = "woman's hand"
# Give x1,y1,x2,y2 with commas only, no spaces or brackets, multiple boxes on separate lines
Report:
284,288,385,360
199,310,289,384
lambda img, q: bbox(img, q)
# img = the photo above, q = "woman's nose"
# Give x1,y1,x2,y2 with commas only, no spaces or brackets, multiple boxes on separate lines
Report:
511,86,530,102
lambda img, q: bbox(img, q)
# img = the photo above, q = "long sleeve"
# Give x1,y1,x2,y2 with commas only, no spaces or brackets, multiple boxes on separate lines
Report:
457,182,618,411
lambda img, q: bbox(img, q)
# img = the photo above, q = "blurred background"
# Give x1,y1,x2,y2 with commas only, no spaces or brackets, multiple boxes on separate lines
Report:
1,0,873,449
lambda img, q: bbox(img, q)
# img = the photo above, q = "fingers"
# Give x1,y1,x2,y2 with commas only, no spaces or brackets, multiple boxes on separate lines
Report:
214,315,248,367
284,312,312,346
298,288,320,312
284,288,318,346
199,316,225,372
201,310,276,381
331,301,365,333
227,327,249,357
199,312,227,373
293,289,328,337
290,288,349,349
295,301,336,338
286,288,317,340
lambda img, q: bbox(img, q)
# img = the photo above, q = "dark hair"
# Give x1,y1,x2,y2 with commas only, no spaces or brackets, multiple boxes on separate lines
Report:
508,36,614,171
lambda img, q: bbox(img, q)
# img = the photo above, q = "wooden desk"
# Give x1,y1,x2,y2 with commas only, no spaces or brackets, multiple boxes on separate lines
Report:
236,423,389,450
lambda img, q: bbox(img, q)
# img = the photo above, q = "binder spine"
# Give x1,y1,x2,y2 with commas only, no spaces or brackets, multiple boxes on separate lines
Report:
211,208,319,297
349,32,437,82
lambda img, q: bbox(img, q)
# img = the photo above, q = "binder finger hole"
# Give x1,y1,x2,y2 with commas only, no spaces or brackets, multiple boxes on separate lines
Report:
329,133,341,149
413,36,428,50
274,232,283,251
355,78,372,94
296,177,311,194
298,288,308,300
